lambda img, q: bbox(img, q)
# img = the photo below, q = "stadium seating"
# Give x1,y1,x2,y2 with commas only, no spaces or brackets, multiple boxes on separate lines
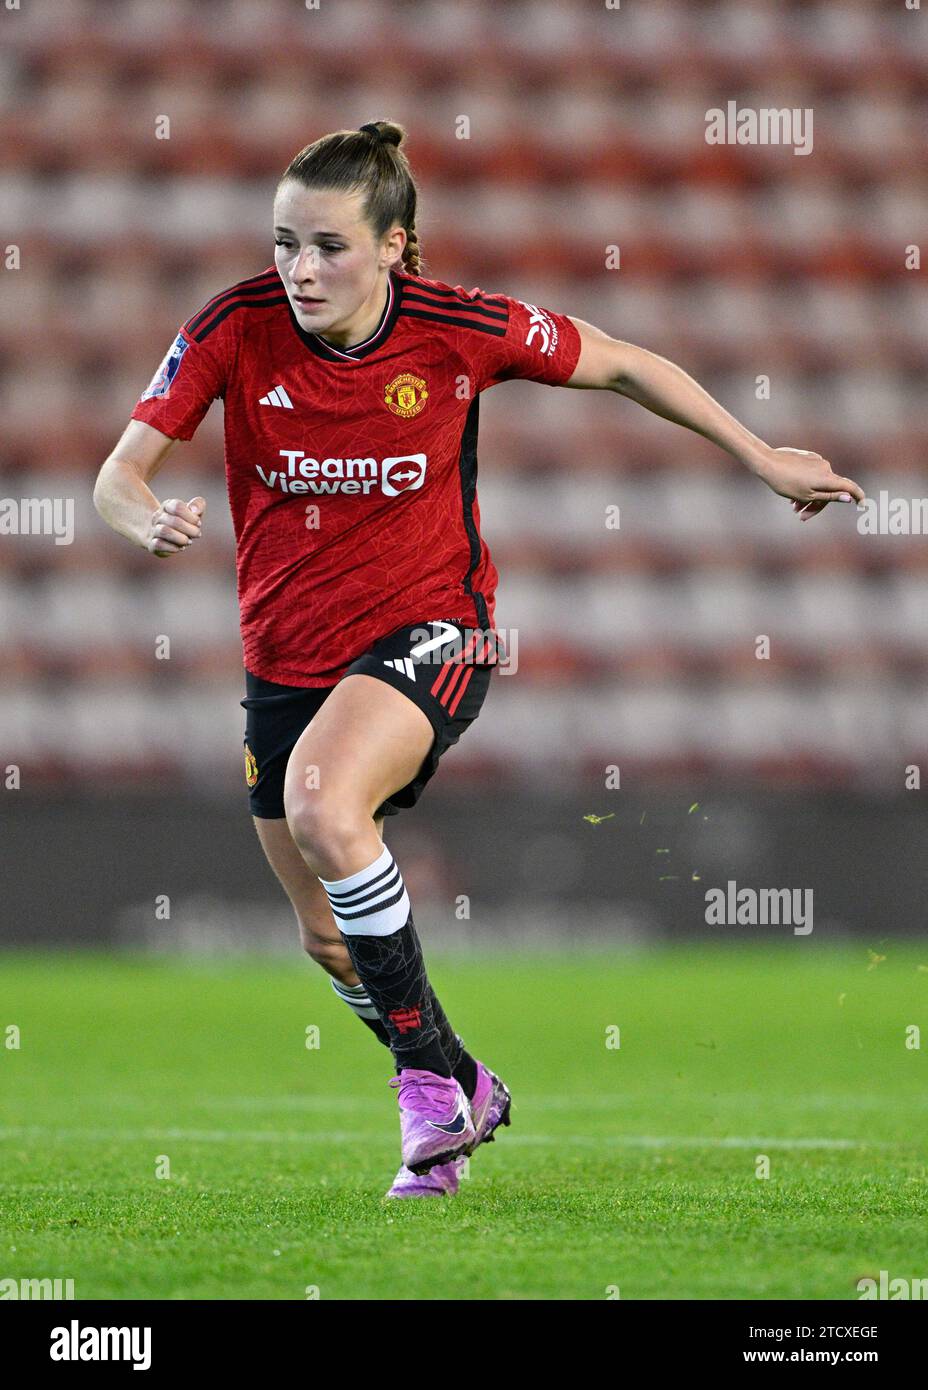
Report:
1,0,926,793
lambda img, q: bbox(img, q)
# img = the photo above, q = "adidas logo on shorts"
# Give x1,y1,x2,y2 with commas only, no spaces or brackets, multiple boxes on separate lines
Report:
384,657,416,680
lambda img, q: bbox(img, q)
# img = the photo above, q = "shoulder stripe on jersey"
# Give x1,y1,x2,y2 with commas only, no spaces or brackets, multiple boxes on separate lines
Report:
402,293,508,325
401,285,508,321
402,280,508,309
398,306,508,337
184,271,281,336
188,290,288,343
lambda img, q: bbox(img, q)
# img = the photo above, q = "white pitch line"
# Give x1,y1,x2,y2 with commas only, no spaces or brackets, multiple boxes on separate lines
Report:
42,1092,923,1118
0,1125,371,1145
508,1134,871,1150
0,1125,883,1150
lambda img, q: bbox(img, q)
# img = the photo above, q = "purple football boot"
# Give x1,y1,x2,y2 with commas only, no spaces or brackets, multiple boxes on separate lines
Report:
384,1062,512,1197
466,1060,512,1153
389,1069,476,1175
385,1156,466,1200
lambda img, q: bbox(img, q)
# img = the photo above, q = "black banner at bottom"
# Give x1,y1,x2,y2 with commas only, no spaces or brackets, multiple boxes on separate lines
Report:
1,1297,922,1373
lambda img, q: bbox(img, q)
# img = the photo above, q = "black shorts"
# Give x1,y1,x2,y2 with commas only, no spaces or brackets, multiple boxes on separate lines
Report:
240,619,501,820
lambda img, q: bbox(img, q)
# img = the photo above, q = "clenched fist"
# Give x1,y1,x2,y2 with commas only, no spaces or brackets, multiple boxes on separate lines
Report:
147,496,206,557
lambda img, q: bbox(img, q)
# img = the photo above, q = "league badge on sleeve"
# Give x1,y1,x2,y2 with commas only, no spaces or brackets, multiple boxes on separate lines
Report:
140,332,191,400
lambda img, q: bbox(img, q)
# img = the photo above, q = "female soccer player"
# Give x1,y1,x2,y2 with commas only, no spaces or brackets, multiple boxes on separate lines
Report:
94,120,864,1200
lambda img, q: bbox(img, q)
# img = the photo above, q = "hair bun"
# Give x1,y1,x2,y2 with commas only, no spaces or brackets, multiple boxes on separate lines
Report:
359,121,402,147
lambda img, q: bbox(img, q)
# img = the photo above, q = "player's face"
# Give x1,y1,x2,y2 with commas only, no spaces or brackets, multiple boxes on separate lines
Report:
273,181,401,337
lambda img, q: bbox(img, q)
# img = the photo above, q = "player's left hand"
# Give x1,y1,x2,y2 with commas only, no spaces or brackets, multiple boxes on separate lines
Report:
749,446,865,522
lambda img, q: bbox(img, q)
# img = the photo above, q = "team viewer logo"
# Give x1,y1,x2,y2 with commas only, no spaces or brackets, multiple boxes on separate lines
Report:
384,372,428,418
244,743,258,787
256,451,427,495
382,455,426,495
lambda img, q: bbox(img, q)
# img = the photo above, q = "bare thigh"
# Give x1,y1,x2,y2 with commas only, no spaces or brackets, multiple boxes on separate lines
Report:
253,812,386,985
282,672,434,879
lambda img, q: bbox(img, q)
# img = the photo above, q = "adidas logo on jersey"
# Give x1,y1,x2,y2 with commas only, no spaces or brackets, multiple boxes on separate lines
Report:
384,657,416,680
259,385,293,408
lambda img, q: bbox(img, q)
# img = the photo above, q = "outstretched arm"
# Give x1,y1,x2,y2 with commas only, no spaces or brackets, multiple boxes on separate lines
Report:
565,317,865,520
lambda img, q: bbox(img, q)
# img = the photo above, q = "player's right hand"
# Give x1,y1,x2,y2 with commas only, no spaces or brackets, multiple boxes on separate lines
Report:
146,496,206,557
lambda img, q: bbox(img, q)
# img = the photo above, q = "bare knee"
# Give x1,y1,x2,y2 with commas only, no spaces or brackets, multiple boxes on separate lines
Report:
285,792,371,877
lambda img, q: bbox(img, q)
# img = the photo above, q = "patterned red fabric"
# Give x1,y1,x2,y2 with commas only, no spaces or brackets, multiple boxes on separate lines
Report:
132,265,581,685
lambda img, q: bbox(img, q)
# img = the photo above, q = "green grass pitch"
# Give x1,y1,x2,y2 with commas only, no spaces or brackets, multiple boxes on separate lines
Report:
1,944,926,1300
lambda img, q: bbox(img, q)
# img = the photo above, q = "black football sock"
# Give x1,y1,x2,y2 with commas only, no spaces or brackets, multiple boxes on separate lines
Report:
318,845,452,1076
425,1003,478,1099
331,976,478,1096
451,1042,478,1101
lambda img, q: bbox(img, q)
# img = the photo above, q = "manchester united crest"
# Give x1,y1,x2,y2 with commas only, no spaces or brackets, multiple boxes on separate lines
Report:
384,372,428,419
244,742,258,788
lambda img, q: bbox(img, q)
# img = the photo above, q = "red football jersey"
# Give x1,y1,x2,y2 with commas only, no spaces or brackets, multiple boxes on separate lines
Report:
131,265,581,685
